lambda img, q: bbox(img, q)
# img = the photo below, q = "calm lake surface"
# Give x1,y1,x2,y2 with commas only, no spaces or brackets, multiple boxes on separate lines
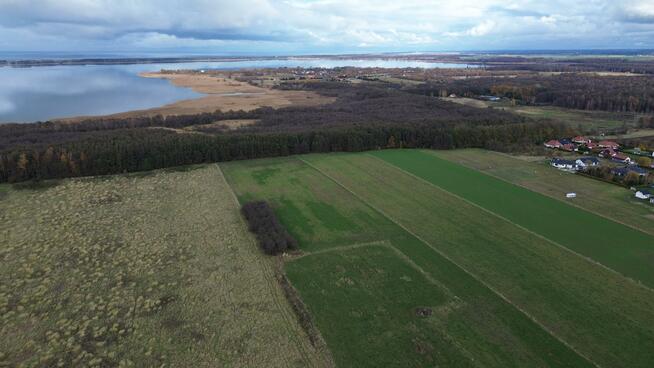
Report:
0,59,474,123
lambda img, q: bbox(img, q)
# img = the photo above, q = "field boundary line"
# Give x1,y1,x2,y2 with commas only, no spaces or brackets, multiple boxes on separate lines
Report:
293,239,457,299
215,164,334,368
371,152,654,295
289,240,389,260
427,149,654,237
299,157,601,368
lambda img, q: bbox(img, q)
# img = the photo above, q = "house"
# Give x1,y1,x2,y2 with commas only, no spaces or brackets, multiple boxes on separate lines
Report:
611,153,632,164
559,138,573,145
544,140,562,149
566,193,577,198
599,148,617,158
599,140,620,149
561,143,576,152
635,189,651,200
575,157,600,168
573,136,591,144
551,158,578,171
587,142,599,150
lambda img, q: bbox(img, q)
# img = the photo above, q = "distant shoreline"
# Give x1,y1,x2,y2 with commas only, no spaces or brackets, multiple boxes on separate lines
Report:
0,54,471,68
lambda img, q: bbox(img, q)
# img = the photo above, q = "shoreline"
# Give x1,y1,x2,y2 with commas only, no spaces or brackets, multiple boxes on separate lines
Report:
55,71,334,122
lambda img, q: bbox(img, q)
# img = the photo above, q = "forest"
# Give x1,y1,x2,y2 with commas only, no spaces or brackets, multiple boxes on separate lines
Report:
410,73,654,113
0,82,568,183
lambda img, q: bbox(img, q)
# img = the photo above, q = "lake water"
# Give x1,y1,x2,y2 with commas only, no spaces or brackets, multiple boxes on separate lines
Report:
0,58,474,123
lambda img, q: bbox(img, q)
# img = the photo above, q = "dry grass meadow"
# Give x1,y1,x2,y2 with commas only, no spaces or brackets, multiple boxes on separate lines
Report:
0,165,329,367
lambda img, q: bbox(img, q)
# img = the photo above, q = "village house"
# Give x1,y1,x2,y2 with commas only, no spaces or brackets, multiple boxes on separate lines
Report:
599,148,617,158
611,153,632,164
544,140,562,149
575,157,600,168
599,140,620,149
561,143,576,152
550,158,578,171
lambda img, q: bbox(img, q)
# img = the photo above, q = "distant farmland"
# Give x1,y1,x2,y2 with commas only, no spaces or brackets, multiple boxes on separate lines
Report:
223,150,654,368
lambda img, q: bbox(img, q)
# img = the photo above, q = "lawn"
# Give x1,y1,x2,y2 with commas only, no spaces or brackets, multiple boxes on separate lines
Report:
372,149,654,289
0,165,325,367
224,154,654,367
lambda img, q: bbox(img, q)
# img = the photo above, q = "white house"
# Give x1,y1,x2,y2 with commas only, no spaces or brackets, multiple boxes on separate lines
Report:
575,157,600,169
566,193,577,198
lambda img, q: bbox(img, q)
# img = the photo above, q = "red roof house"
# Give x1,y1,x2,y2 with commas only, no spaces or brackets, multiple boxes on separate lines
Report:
544,140,562,148
599,140,620,149
561,143,575,152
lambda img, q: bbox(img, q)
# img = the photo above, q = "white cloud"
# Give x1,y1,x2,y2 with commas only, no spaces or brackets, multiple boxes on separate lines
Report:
0,0,652,52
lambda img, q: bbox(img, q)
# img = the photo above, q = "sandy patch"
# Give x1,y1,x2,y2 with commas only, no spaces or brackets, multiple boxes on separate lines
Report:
58,72,335,122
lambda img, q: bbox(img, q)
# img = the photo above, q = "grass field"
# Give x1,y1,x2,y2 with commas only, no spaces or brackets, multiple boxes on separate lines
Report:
435,149,654,235
223,152,654,368
373,150,654,287
0,165,327,367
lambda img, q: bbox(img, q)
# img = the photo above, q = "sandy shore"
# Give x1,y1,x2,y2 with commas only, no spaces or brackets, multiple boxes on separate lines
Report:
130,72,332,116
58,71,334,122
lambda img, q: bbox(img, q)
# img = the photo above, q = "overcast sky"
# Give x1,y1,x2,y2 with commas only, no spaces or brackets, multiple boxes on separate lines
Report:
0,0,653,55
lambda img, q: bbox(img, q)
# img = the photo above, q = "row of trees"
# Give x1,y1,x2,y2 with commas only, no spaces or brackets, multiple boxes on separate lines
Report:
583,166,653,187
241,201,298,255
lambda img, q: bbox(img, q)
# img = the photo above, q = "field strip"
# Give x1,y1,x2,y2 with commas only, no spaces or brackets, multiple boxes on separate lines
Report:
299,157,601,368
370,153,654,295
293,240,457,299
430,149,654,237
216,164,333,368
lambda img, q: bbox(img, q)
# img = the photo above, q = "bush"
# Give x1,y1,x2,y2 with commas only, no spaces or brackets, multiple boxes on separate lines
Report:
241,201,298,255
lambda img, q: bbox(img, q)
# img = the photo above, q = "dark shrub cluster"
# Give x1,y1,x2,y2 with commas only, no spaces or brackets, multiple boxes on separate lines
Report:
241,201,298,255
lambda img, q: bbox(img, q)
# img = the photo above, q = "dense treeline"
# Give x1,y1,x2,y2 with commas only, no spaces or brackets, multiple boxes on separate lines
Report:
0,83,571,183
411,74,654,113
241,201,298,255
480,57,654,74
0,121,570,183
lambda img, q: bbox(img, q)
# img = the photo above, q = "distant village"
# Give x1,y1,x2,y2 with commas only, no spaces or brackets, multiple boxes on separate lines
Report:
545,136,654,204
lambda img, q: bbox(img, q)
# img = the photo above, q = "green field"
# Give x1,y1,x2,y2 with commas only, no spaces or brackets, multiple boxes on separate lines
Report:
435,149,654,235
0,166,327,367
372,149,654,287
223,151,654,368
